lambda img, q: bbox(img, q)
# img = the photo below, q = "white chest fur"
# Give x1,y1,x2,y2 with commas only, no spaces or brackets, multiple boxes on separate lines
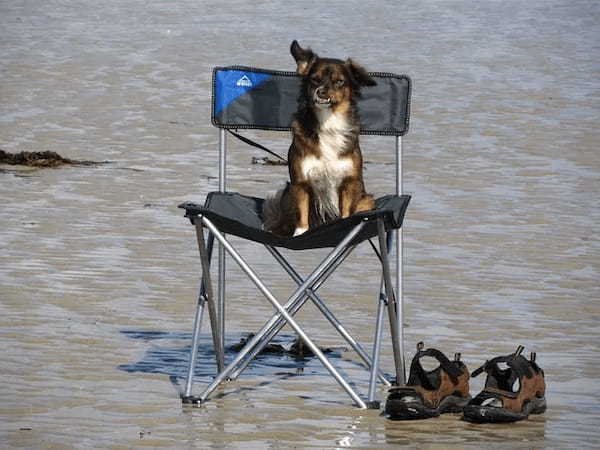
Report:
300,110,354,181
299,110,355,221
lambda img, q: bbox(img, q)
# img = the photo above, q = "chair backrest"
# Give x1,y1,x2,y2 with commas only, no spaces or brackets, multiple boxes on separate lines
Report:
208,65,410,369
211,66,411,136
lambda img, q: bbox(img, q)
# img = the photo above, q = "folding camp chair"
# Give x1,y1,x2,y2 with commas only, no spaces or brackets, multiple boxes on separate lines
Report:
179,66,411,409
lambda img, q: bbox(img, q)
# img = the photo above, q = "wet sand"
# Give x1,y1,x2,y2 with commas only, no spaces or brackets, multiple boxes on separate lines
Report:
1,0,599,448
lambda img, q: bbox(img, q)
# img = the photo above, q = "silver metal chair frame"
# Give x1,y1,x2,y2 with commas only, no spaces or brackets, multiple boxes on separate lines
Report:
181,128,406,409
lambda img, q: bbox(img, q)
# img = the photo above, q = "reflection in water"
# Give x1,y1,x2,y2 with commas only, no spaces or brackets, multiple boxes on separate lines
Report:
384,414,546,446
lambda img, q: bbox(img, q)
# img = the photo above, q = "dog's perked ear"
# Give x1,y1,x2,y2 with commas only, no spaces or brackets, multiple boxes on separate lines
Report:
345,58,377,87
291,40,317,76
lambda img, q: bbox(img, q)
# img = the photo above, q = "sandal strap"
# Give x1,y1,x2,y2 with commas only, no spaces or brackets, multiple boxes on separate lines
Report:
471,356,517,378
408,346,463,387
471,346,533,379
481,387,519,399
471,348,537,397
471,361,488,378
471,388,519,404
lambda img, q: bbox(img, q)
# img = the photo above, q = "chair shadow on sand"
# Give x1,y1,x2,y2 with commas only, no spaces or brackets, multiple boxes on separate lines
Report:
118,330,375,401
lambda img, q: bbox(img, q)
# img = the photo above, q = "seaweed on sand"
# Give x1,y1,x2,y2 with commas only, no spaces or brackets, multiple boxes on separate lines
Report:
0,150,102,168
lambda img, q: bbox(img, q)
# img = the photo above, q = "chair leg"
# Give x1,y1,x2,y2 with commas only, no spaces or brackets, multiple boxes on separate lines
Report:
367,230,395,404
199,216,368,408
377,219,405,386
367,282,387,405
183,230,214,401
217,242,226,368
195,219,225,373
183,293,206,400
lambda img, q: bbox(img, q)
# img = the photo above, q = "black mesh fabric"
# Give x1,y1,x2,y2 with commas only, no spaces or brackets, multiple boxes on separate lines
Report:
179,192,411,250
212,66,411,136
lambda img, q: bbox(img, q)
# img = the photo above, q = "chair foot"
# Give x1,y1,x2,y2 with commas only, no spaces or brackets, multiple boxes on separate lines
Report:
181,395,204,405
366,400,381,410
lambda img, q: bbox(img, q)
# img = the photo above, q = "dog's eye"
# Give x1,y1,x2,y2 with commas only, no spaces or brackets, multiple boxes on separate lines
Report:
334,80,345,88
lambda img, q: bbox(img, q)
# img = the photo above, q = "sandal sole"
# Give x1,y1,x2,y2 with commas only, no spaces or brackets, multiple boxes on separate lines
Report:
385,395,471,421
463,396,546,423
439,394,472,414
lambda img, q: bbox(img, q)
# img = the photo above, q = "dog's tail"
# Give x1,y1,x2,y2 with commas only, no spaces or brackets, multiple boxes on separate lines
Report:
262,183,293,236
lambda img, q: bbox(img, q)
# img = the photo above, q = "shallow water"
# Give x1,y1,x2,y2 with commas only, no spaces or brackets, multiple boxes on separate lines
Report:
1,0,599,448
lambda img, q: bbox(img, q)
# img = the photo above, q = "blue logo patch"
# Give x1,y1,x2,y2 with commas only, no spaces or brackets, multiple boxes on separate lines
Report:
214,70,272,115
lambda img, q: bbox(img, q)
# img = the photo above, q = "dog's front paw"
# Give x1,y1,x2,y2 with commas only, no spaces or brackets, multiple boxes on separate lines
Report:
293,227,308,237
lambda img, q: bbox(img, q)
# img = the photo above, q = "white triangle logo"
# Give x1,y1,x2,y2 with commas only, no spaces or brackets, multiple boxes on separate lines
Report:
236,75,253,87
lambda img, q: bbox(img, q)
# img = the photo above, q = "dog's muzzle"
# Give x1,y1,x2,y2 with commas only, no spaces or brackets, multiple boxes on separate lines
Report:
313,88,332,107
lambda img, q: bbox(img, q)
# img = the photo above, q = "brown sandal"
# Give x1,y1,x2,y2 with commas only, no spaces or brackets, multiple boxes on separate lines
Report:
463,345,547,423
384,342,471,420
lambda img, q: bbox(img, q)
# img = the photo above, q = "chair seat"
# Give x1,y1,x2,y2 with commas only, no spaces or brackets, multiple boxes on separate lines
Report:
179,192,411,250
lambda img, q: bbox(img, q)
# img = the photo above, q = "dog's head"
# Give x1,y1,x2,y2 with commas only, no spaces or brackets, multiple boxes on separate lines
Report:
291,40,376,111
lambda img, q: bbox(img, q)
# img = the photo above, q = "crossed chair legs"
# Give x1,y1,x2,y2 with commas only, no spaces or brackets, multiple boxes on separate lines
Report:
182,214,404,409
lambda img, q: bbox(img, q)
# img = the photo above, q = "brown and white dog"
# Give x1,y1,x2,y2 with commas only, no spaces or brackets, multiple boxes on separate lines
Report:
263,41,376,237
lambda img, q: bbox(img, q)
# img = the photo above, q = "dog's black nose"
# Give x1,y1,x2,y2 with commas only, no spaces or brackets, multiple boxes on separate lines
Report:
316,86,327,98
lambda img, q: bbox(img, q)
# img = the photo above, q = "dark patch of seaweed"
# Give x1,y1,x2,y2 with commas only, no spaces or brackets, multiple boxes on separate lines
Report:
0,150,108,168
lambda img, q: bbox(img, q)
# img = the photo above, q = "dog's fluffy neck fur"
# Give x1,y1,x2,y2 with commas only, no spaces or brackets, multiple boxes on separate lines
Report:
317,106,352,133
295,83,359,144
315,107,354,157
